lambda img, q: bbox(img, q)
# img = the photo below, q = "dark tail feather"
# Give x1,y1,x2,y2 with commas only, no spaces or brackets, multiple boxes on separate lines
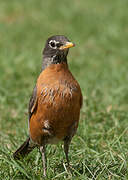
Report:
13,137,36,160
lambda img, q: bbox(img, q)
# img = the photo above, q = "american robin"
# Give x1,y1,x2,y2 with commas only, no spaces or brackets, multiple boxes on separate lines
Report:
13,35,83,177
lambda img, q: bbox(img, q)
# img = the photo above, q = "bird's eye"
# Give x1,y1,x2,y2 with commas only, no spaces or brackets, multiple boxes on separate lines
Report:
49,40,57,49
50,41,55,47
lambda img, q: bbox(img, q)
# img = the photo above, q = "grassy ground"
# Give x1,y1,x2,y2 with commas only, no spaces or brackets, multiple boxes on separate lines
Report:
0,0,128,179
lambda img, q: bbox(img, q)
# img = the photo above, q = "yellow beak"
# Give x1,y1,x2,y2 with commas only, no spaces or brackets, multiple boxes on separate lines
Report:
59,42,75,50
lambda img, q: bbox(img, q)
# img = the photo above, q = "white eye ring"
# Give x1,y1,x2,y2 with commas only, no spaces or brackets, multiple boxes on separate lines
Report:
49,40,60,49
49,40,57,49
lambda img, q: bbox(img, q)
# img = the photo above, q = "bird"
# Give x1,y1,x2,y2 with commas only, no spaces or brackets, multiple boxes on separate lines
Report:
13,35,83,177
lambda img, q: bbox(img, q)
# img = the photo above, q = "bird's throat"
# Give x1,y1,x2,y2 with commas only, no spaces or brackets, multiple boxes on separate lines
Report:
42,54,67,71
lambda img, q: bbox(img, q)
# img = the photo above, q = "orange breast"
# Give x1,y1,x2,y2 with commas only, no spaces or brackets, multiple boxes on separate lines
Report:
29,63,82,145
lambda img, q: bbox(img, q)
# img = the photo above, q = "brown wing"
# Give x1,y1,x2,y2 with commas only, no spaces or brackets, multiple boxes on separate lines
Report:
28,86,38,120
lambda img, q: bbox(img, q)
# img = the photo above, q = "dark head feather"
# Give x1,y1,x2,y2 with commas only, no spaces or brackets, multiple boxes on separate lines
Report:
42,35,75,70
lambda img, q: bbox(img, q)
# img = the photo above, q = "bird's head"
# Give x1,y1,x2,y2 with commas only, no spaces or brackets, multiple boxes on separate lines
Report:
42,35,75,70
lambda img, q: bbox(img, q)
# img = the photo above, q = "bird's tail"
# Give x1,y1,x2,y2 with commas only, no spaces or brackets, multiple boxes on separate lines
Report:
13,137,36,160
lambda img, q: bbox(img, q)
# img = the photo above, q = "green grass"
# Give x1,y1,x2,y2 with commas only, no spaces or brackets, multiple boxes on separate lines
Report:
0,0,128,179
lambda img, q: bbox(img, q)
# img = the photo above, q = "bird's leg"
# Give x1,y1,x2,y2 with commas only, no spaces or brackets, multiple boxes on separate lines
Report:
64,136,72,166
40,144,47,177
